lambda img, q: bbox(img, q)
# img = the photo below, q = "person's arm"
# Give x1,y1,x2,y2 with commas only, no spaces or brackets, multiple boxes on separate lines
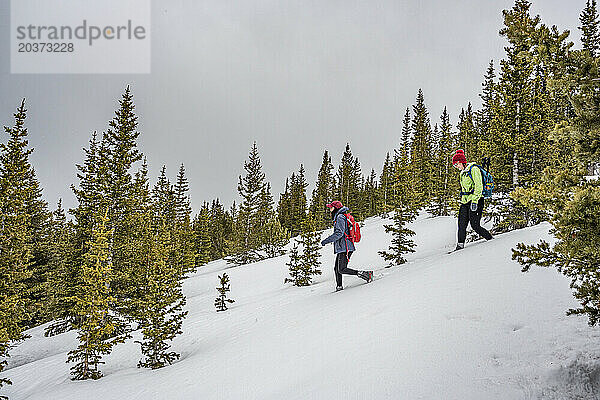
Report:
321,215,345,245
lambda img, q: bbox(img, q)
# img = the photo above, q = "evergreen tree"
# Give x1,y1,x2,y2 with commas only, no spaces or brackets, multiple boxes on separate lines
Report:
0,100,52,329
399,107,412,161
512,29,600,325
334,144,363,218
285,216,322,286
378,204,416,267
152,166,176,223
379,153,394,216
289,165,308,235
279,165,308,237
261,215,289,259
61,131,106,337
208,199,232,260
171,164,195,276
308,150,335,229
363,168,379,218
409,89,434,206
381,133,418,267
0,99,41,391
227,142,268,265
193,203,213,267
284,243,303,287
430,107,457,216
66,212,124,380
100,87,147,332
134,216,187,369
457,103,479,163
215,273,235,312
580,0,600,56
44,200,77,336
174,164,192,224
277,178,292,231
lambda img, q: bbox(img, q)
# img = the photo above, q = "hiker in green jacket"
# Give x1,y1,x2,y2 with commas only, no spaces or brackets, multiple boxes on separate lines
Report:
452,149,493,251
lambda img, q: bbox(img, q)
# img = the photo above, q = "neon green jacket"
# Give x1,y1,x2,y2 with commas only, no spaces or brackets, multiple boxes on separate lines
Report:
459,162,483,204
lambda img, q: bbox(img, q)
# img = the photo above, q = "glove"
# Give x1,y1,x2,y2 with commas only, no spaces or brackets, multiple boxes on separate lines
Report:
320,240,326,246
470,201,478,212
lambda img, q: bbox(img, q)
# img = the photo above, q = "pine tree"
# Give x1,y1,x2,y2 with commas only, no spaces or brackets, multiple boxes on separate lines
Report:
174,164,192,224
227,142,268,265
152,166,176,223
99,87,147,333
284,243,303,287
308,150,335,229
277,178,292,231
261,215,289,259
580,0,600,57
279,165,308,237
430,107,457,216
44,200,77,336
511,25,600,325
215,273,235,312
0,99,39,391
400,107,412,161
334,144,363,218
299,215,322,282
363,168,379,218
61,131,105,337
193,203,212,267
289,165,308,236
172,164,195,276
285,215,322,286
381,133,418,266
476,60,498,159
378,204,416,267
208,199,232,260
379,153,394,216
457,103,479,163
134,215,187,369
67,212,124,380
409,89,434,206
0,100,52,330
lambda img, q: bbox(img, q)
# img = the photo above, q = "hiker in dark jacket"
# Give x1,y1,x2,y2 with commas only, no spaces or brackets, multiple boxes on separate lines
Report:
320,201,372,291
452,149,493,251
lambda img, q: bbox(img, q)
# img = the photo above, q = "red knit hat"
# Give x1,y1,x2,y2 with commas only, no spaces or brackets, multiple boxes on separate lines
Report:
325,200,343,209
452,149,467,165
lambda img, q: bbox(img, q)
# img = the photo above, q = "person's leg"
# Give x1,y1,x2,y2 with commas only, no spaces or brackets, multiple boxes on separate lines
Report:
337,251,358,276
334,253,343,287
457,202,470,245
468,197,493,240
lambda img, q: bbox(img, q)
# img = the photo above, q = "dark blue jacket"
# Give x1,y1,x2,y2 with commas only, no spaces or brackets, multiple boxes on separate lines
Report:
321,206,355,254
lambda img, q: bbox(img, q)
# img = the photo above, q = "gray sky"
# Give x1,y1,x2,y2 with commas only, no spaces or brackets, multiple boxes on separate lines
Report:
0,0,584,214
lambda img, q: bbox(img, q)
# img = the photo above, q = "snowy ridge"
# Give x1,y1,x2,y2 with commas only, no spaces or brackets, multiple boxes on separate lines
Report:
2,215,600,400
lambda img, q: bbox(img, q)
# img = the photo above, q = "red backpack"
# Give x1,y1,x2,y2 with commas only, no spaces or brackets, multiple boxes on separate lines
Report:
343,213,361,243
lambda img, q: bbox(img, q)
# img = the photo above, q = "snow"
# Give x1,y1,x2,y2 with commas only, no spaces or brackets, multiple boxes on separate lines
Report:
2,215,600,400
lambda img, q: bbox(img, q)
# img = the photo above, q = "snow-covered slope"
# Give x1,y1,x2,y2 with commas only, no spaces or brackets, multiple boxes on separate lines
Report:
2,215,600,400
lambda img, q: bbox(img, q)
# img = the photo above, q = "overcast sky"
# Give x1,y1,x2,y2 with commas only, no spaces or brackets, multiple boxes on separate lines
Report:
0,0,585,214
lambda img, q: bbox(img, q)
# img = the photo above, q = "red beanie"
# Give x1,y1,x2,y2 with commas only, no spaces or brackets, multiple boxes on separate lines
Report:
452,149,467,165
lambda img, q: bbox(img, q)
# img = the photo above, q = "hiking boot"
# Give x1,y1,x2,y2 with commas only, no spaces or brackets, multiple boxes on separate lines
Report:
455,243,465,251
358,271,373,283
335,286,344,292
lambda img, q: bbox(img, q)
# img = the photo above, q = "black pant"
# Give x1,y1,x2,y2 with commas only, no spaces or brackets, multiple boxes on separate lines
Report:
334,251,357,287
458,198,493,244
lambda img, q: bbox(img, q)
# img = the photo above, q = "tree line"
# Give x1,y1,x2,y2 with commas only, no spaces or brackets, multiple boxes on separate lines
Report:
1,0,599,395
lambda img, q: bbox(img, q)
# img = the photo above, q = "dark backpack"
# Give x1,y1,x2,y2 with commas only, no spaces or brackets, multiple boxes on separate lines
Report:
461,157,494,199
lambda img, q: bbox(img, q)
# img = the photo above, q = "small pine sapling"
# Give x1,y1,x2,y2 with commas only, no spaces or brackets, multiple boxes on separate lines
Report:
215,273,235,312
